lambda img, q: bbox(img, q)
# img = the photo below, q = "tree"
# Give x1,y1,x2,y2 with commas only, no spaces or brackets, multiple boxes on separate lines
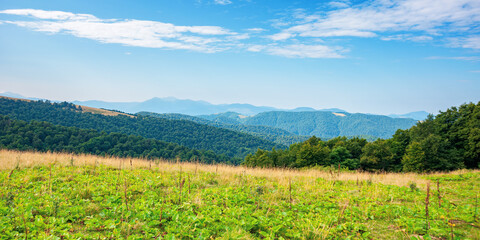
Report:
330,146,352,165
402,141,425,172
360,140,393,171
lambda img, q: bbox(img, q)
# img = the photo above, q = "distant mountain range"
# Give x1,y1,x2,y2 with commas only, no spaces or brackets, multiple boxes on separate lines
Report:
388,111,431,121
0,92,430,120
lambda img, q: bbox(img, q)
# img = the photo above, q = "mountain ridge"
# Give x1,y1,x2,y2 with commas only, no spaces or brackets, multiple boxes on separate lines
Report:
1,92,428,120
197,111,418,140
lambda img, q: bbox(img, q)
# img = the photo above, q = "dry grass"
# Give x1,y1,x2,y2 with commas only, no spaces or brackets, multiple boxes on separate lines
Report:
80,105,134,117
2,149,474,189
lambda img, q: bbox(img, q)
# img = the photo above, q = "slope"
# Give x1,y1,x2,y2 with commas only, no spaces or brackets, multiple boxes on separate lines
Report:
138,112,309,146
199,111,418,140
0,116,228,163
0,97,279,160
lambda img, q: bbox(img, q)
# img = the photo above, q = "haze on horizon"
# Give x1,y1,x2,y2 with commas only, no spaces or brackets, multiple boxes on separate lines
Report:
0,0,479,115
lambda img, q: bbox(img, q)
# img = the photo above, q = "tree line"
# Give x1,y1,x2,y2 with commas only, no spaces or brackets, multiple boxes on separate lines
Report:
244,102,480,172
0,115,235,164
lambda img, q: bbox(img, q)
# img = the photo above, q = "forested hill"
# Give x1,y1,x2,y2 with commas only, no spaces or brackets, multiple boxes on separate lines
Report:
0,97,279,160
245,102,480,172
199,111,418,139
0,116,230,163
138,112,309,146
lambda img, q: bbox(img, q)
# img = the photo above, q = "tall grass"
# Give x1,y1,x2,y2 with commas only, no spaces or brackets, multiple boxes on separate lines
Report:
3,149,475,189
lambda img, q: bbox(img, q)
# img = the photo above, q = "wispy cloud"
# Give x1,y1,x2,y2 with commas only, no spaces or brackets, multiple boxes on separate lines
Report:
268,0,480,48
447,36,480,49
246,28,266,33
426,56,480,61
0,9,242,53
381,34,433,42
328,0,351,9
214,0,232,5
248,44,345,59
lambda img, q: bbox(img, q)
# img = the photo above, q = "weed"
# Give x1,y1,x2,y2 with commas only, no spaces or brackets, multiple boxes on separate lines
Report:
409,182,418,191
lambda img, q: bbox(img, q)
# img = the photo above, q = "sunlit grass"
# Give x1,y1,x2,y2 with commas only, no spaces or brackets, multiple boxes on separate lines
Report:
1,149,479,239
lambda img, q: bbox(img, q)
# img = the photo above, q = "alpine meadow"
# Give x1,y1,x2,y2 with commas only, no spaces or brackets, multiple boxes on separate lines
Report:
1,0,480,239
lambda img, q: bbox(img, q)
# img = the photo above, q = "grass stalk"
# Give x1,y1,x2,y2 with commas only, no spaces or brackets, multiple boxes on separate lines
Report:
124,178,129,211
49,163,53,196
179,178,185,205
437,179,441,208
425,182,430,232
474,192,478,221
21,213,28,240
289,178,292,209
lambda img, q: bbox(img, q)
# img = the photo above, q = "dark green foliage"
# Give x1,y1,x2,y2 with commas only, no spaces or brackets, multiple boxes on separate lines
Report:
0,116,232,163
402,141,425,172
360,140,394,171
245,102,480,172
139,112,309,146
245,136,359,169
0,98,278,159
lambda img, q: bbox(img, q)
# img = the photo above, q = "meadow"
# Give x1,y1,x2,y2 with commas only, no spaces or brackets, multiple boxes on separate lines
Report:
0,150,478,239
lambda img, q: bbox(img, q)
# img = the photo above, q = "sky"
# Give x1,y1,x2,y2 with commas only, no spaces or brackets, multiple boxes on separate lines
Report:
0,0,479,115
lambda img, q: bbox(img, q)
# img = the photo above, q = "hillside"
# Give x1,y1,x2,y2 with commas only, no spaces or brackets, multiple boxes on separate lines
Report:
0,97,279,160
198,111,418,140
138,112,309,146
0,116,229,163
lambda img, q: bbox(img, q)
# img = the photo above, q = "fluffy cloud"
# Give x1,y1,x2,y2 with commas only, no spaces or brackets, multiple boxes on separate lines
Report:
0,9,240,53
268,0,480,48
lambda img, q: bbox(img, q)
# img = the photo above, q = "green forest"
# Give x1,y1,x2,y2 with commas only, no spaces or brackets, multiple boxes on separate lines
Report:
0,98,279,160
139,112,310,146
245,102,480,172
197,110,417,140
0,116,233,164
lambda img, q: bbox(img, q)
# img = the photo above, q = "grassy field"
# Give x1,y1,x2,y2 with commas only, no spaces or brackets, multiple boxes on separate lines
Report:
0,150,479,239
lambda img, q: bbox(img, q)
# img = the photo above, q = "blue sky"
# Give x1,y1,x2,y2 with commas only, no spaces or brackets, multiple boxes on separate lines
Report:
0,0,479,115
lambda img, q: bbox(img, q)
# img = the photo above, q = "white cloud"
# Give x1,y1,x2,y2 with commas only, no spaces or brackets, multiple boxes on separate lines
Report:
381,34,433,42
329,0,351,9
214,0,232,5
426,56,480,61
246,45,264,52
264,44,345,58
269,32,294,41
0,9,99,21
268,0,480,48
0,9,238,53
246,28,266,33
470,70,480,73
448,36,480,49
